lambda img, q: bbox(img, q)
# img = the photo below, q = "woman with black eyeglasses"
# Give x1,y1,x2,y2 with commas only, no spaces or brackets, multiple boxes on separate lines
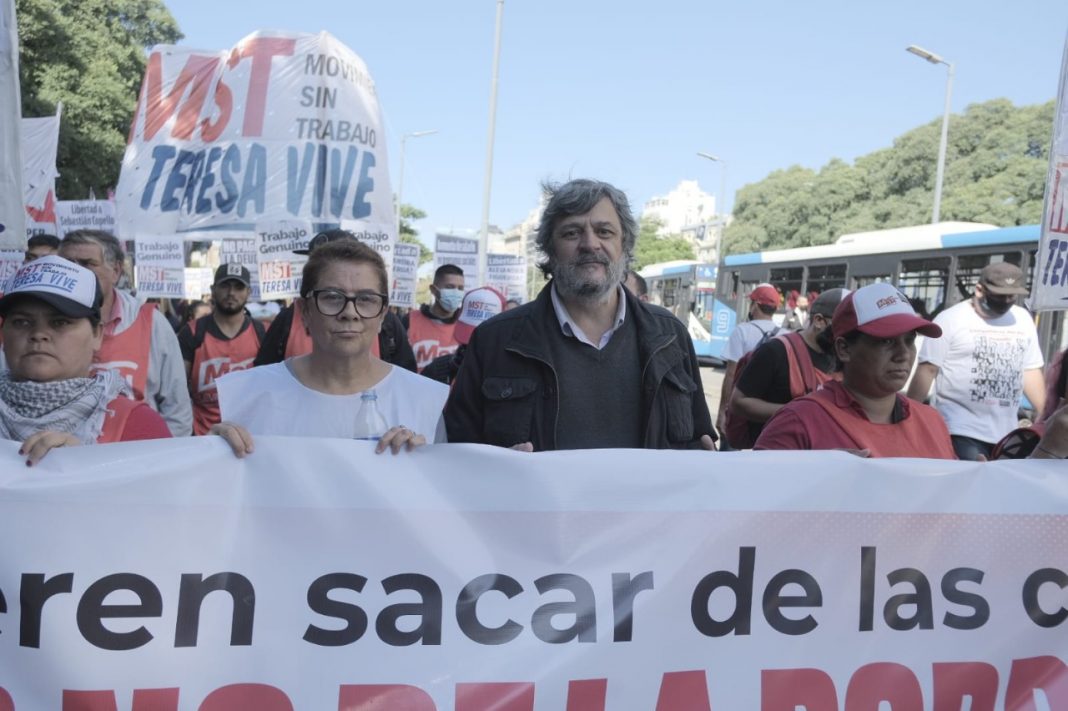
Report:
211,240,449,457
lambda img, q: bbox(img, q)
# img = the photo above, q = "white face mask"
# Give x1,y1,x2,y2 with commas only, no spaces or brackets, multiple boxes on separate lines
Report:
438,288,464,312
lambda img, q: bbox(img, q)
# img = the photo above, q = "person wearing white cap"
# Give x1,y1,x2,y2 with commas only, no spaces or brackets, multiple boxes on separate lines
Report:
0,256,171,465
422,286,506,386
907,262,1045,461
755,282,955,458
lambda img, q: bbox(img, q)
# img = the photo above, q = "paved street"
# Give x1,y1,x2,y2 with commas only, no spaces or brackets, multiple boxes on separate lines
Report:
700,365,725,421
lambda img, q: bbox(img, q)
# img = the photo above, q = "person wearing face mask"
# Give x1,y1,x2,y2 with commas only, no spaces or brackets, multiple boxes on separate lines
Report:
907,263,1045,461
403,264,465,371
727,288,848,447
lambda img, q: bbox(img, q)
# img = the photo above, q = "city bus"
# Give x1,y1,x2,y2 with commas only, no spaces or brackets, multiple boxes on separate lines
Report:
638,260,718,360
706,222,1063,364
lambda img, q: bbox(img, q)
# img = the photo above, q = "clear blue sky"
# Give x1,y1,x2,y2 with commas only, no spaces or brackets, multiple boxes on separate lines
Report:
166,0,1067,243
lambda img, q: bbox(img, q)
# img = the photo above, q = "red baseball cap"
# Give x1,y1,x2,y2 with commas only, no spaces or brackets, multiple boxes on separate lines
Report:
749,284,781,308
832,282,942,340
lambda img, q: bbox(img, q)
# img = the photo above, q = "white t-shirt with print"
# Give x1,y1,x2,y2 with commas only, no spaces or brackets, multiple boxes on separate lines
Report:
723,319,782,363
917,300,1043,444
217,361,449,442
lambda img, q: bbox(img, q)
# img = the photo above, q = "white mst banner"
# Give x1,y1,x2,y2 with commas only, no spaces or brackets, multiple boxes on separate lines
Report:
0,441,1067,709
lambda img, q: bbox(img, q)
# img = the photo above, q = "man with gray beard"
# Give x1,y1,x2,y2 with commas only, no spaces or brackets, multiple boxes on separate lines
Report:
444,179,716,451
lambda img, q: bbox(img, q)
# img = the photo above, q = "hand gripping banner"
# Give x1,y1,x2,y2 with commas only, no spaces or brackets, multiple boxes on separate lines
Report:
0,440,1067,708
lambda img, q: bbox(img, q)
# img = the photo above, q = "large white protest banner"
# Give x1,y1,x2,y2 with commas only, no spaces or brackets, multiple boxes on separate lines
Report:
20,111,61,241
1032,32,1068,310
54,199,117,238
435,233,479,286
391,242,420,308
487,253,527,302
115,31,394,245
134,235,186,298
1,441,1067,708
0,0,24,248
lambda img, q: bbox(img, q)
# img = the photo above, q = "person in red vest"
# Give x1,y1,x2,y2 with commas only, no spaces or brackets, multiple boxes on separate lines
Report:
0,255,170,465
728,288,847,446
59,230,192,437
178,264,265,435
755,282,955,458
255,229,417,371
403,263,465,371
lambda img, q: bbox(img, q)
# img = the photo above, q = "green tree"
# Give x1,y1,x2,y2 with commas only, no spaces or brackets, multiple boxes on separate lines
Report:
723,98,1055,256
16,0,182,198
398,204,433,265
632,216,695,270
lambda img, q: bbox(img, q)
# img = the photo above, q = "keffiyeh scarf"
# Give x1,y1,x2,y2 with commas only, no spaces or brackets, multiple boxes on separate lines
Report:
0,370,131,445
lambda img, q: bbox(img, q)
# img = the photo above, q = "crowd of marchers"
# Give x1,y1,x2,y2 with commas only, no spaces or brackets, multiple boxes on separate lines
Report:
4,178,1068,466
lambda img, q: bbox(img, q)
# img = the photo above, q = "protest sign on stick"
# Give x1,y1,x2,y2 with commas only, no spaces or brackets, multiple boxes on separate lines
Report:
391,242,420,308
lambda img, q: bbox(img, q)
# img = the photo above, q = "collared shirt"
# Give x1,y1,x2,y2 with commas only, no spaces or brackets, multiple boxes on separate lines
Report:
103,291,124,337
550,283,627,350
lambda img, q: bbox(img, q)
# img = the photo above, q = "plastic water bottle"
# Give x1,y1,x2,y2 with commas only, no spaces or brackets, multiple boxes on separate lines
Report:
353,390,389,441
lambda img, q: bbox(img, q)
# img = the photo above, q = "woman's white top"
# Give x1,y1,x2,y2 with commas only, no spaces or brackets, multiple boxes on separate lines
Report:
217,361,449,442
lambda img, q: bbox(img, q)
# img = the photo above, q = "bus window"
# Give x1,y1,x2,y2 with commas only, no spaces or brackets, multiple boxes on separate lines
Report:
954,252,1023,300
769,267,803,303
806,264,847,294
898,257,950,317
852,274,891,289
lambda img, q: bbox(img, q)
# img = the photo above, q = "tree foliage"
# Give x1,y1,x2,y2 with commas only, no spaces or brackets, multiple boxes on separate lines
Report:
723,99,1055,256
632,216,696,269
16,0,182,198
398,204,432,265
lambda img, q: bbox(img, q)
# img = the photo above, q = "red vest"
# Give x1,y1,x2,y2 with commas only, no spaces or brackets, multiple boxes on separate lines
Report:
189,317,263,435
285,301,380,359
780,331,839,398
408,309,458,371
93,302,154,402
807,385,956,459
97,397,141,444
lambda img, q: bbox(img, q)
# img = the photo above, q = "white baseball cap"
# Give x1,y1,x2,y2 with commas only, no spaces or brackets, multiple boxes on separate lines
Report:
832,282,941,340
0,255,102,319
453,286,506,344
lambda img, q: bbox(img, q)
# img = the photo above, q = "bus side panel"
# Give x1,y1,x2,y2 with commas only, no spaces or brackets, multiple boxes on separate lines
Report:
703,297,737,360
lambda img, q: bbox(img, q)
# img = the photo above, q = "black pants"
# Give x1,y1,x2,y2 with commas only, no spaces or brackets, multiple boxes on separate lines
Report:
951,435,994,461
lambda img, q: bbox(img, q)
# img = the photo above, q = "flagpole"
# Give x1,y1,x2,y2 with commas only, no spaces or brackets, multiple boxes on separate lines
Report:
0,0,26,248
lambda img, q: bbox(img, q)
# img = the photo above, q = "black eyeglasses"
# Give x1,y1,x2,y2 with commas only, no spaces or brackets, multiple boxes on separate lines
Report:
310,289,388,318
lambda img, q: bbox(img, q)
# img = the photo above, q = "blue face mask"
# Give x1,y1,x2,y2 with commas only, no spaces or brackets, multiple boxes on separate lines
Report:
438,288,464,312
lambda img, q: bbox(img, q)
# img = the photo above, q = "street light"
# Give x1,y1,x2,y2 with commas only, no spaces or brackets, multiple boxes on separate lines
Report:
395,129,438,239
906,44,955,224
697,152,728,262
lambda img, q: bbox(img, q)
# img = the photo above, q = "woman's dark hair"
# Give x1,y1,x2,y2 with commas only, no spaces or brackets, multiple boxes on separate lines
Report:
833,330,864,372
300,240,389,298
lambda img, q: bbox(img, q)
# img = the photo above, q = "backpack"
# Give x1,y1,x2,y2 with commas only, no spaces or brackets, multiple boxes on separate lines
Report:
722,323,781,449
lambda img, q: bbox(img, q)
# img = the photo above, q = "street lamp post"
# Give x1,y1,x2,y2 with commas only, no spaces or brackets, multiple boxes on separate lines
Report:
478,0,506,284
395,129,438,239
696,152,727,262
906,44,955,224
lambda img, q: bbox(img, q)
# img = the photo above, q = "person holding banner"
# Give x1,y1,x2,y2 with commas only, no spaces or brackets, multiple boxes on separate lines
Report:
755,283,955,458
59,230,192,437
445,178,715,451
254,229,417,372
0,256,170,465
213,240,447,456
